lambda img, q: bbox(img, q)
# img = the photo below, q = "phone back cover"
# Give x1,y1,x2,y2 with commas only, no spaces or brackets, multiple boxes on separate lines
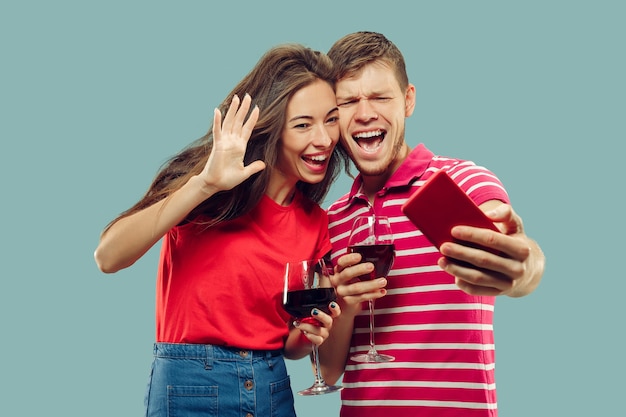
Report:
401,170,499,249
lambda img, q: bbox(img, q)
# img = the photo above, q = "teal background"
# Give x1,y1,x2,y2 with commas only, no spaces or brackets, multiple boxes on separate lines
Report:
1,1,624,415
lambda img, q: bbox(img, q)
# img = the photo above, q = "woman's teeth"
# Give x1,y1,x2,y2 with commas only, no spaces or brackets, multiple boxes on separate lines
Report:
303,155,327,165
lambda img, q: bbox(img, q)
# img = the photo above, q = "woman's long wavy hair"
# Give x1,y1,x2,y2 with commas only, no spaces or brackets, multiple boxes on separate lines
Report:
105,44,350,231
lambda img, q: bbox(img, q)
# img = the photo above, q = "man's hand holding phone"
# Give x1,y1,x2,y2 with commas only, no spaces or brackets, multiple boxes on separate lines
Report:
401,171,541,296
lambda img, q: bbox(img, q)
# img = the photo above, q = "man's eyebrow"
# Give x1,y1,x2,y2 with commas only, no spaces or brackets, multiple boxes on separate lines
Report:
337,90,390,100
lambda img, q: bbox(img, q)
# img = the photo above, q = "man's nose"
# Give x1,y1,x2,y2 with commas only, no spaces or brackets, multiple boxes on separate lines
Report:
355,99,378,122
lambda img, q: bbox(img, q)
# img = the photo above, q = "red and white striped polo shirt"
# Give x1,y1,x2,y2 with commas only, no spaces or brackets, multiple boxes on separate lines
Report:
327,143,509,417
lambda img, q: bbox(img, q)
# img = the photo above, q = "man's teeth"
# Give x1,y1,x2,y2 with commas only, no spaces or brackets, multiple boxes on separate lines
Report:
353,130,383,139
353,130,384,152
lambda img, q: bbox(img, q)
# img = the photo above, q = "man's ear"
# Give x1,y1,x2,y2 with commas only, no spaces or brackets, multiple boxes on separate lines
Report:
405,83,416,117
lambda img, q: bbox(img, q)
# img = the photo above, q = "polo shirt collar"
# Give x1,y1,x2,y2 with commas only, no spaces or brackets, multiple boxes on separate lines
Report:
347,143,434,202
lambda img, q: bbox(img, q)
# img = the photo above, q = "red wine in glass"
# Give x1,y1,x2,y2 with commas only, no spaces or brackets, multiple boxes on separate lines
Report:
348,243,395,281
283,288,336,318
282,259,342,395
347,215,396,363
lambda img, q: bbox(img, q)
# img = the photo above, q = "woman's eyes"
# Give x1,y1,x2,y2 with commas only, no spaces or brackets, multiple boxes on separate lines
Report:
292,116,339,128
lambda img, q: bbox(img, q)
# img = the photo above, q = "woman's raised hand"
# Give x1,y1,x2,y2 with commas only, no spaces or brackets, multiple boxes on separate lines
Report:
199,94,266,194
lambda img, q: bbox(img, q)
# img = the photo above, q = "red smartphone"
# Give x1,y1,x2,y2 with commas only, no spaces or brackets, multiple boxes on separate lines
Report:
401,170,500,254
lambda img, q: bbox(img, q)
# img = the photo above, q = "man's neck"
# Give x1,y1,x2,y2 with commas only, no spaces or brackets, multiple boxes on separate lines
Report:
360,144,411,202
361,174,390,203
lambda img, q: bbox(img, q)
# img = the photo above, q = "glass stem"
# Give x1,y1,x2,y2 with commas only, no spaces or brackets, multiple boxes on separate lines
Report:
311,344,326,386
367,299,378,354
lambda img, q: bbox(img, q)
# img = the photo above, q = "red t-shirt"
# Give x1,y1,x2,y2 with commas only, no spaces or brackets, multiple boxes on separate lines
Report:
155,192,332,350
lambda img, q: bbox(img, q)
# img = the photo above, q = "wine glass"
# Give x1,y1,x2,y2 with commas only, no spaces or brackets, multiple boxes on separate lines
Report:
283,259,342,395
347,215,396,362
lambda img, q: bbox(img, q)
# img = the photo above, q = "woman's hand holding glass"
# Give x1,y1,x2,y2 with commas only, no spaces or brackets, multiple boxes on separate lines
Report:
291,303,338,348
283,259,343,395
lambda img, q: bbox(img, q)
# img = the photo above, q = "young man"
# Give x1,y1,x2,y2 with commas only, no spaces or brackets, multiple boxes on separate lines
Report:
319,32,545,417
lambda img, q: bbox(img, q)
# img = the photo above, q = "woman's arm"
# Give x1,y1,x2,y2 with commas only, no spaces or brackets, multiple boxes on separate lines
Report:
94,176,217,273
94,94,265,273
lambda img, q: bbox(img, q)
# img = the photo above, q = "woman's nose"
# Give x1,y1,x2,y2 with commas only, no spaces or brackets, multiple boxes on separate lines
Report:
313,125,334,148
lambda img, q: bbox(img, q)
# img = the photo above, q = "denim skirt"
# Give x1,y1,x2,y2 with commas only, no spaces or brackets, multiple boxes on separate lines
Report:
144,343,296,417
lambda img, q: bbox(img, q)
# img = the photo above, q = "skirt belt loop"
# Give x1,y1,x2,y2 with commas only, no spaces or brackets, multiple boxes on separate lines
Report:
204,344,214,370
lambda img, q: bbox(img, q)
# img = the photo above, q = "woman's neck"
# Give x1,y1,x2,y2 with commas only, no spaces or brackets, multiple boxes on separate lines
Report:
266,172,298,206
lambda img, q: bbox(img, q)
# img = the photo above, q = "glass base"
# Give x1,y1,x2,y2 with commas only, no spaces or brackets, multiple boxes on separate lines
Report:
351,351,395,363
298,383,343,396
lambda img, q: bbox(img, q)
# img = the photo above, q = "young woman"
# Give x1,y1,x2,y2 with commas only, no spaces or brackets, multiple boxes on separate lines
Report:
94,44,349,417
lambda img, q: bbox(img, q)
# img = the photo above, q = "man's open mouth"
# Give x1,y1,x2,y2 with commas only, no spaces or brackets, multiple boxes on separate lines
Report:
353,130,386,152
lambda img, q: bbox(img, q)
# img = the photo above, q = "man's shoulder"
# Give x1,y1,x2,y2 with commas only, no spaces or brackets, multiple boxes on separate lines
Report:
326,191,352,214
